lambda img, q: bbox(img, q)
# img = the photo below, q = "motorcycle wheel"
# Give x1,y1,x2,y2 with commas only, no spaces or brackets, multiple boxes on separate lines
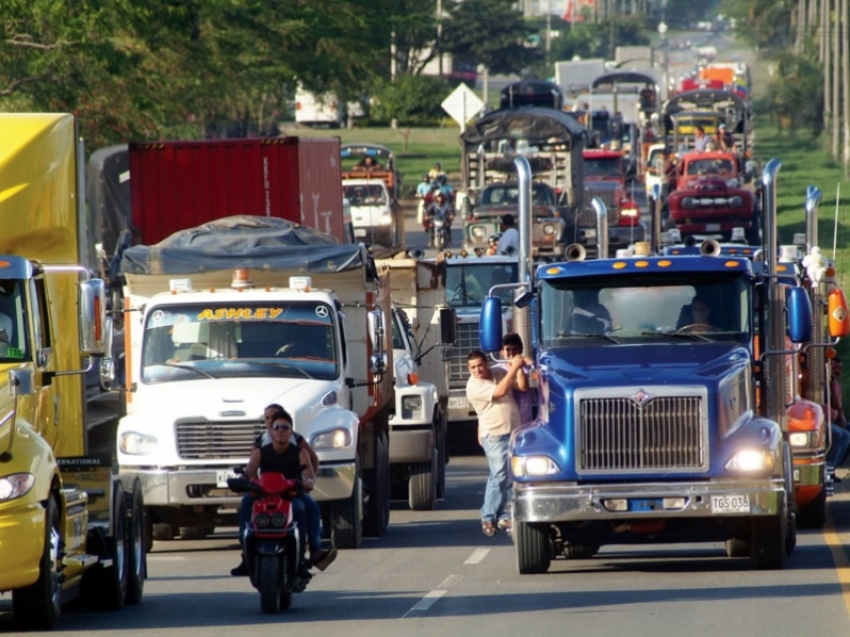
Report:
434,229,444,251
259,555,281,614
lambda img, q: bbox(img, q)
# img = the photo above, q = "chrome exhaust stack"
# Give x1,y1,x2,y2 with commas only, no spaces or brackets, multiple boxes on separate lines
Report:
805,185,825,405
805,185,822,253
762,159,786,432
591,196,609,259
514,155,534,356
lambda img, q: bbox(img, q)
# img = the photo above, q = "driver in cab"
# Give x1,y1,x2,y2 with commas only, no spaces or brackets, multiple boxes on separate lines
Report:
677,294,717,333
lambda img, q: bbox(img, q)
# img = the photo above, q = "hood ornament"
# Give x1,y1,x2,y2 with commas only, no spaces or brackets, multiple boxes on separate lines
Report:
632,389,651,407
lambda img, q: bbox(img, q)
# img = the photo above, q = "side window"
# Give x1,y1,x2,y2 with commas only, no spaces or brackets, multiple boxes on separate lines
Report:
29,278,52,364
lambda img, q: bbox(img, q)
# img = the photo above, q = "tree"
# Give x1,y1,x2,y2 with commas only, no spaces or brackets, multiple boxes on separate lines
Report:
370,74,448,152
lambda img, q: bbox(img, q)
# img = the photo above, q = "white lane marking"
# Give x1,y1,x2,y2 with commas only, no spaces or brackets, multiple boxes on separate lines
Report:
147,556,188,561
437,574,463,588
403,590,447,617
464,548,490,564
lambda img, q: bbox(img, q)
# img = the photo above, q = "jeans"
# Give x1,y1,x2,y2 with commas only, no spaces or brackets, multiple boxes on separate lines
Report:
481,433,512,523
294,494,323,553
827,424,850,468
239,494,308,559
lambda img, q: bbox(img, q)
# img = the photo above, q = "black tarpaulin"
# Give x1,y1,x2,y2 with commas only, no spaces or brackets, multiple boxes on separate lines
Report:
86,144,130,256
461,107,587,145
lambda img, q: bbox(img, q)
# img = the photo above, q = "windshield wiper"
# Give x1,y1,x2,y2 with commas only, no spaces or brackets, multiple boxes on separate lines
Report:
162,362,219,379
239,360,315,380
558,332,624,344
644,330,712,343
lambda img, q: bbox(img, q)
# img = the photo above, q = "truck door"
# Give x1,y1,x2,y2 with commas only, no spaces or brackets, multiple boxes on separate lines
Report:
28,277,58,439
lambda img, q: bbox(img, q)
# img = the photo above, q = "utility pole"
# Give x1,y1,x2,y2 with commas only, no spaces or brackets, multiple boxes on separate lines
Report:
546,0,552,68
437,0,443,78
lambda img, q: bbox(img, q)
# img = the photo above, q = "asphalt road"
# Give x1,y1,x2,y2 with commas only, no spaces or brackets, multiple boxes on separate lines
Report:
5,454,850,636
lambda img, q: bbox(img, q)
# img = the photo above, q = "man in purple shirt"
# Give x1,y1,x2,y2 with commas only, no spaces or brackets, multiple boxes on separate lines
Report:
497,333,535,425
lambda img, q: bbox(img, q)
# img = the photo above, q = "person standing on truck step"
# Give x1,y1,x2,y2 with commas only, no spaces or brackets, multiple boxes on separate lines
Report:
496,333,534,425
826,357,850,482
496,213,519,256
694,126,709,152
466,350,526,536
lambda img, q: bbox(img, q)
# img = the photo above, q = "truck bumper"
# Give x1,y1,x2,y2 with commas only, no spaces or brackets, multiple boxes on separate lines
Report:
513,479,786,523
792,459,824,487
0,499,46,590
389,427,434,464
120,461,356,507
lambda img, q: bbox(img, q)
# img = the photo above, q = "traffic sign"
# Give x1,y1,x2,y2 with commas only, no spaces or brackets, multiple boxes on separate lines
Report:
441,84,484,133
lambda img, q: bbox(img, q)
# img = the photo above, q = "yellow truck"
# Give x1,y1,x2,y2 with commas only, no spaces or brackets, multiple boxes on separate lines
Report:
0,114,145,629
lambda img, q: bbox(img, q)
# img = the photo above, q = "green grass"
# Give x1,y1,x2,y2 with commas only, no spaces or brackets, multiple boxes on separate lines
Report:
279,124,463,195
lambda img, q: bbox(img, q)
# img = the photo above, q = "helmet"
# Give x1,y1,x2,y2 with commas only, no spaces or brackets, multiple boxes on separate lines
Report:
422,173,429,180
438,174,447,184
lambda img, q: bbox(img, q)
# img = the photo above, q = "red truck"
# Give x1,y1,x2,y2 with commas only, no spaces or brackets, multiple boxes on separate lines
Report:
667,150,757,243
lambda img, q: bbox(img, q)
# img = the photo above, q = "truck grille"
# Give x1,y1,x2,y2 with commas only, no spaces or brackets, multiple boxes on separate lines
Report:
577,393,707,474
448,322,480,384
583,185,621,223
176,420,265,460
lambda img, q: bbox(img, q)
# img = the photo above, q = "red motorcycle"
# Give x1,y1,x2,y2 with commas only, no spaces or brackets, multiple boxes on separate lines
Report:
227,471,310,613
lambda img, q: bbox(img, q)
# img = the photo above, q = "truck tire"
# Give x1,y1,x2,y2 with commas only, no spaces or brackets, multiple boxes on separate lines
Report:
13,496,62,631
82,480,130,609
259,555,281,614
152,521,177,541
798,487,827,529
436,417,447,499
515,521,551,574
363,430,390,537
725,538,749,558
125,480,147,605
330,458,363,549
409,452,437,510
750,513,787,570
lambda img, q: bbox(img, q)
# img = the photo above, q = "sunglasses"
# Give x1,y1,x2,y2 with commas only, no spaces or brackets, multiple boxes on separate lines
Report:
271,423,292,432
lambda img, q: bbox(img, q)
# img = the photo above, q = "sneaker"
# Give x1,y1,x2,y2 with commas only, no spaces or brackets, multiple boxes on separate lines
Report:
230,558,249,577
310,547,338,572
481,520,496,537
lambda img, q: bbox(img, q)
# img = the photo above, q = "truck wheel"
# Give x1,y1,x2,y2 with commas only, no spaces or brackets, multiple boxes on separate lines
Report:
515,521,551,574
562,543,599,559
363,431,390,537
13,496,62,631
259,555,281,614
750,513,787,570
152,521,177,541
144,514,154,553
434,230,445,252
725,538,749,558
409,452,437,510
82,480,130,609
786,509,797,555
798,487,827,529
436,418,447,499
125,481,147,605
330,458,363,549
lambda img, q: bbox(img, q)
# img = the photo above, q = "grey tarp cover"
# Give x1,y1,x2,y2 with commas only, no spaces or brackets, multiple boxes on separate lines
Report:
120,215,371,276
590,71,659,89
461,107,587,145
86,144,130,257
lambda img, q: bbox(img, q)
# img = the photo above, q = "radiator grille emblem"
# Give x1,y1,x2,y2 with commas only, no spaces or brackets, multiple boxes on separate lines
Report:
632,389,650,407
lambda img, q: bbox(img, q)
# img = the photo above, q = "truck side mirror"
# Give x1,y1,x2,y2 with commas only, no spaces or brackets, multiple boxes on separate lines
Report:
99,317,116,391
786,286,813,343
440,307,457,345
80,279,109,356
367,309,387,375
479,297,504,352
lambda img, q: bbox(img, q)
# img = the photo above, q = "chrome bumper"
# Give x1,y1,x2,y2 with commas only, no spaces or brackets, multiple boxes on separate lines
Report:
513,479,786,523
121,461,356,506
792,461,825,487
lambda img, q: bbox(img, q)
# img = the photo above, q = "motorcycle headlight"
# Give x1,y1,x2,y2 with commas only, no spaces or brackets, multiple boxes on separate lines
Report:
725,449,776,473
119,431,158,455
311,428,352,449
271,512,287,528
255,513,271,529
0,473,35,502
511,455,559,477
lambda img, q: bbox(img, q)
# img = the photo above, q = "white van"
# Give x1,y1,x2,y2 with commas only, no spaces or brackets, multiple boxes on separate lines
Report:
295,86,343,128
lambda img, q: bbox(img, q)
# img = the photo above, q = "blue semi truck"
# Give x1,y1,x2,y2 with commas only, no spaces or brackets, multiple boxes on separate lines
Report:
479,158,821,573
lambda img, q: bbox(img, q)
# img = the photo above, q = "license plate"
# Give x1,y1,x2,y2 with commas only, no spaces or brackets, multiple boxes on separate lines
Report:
710,494,750,514
354,228,366,237
448,396,468,410
216,470,240,489
705,223,721,232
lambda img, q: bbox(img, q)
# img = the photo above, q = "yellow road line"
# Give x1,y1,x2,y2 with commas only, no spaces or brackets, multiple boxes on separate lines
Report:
824,504,850,619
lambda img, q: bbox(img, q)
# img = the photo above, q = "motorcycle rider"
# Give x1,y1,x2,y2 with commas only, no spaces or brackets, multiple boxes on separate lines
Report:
425,190,453,247
231,407,337,577
416,173,433,225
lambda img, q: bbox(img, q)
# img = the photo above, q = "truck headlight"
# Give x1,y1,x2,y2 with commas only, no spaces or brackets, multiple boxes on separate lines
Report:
0,473,35,501
725,449,776,473
402,395,423,412
471,226,487,238
789,432,818,448
511,455,559,477
119,432,159,455
311,428,352,450
542,224,557,236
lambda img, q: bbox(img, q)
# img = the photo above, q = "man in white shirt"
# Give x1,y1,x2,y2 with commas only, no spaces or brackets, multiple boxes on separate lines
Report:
466,350,526,536
496,213,519,256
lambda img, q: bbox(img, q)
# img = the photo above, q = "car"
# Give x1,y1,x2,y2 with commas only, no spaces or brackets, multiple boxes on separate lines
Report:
342,178,405,249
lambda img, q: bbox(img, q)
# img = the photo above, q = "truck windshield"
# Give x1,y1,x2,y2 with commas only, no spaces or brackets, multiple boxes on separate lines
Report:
583,158,622,178
480,184,554,207
343,184,387,206
141,301,339,383
539,273,750,346
446,263,518,308
0,280,28,362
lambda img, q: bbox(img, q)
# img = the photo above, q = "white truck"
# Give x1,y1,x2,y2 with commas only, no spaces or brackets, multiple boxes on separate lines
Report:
380,257,456,509
115,216,394,549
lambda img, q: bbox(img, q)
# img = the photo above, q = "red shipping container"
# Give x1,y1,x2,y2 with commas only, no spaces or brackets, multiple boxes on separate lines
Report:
129,137,346,245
